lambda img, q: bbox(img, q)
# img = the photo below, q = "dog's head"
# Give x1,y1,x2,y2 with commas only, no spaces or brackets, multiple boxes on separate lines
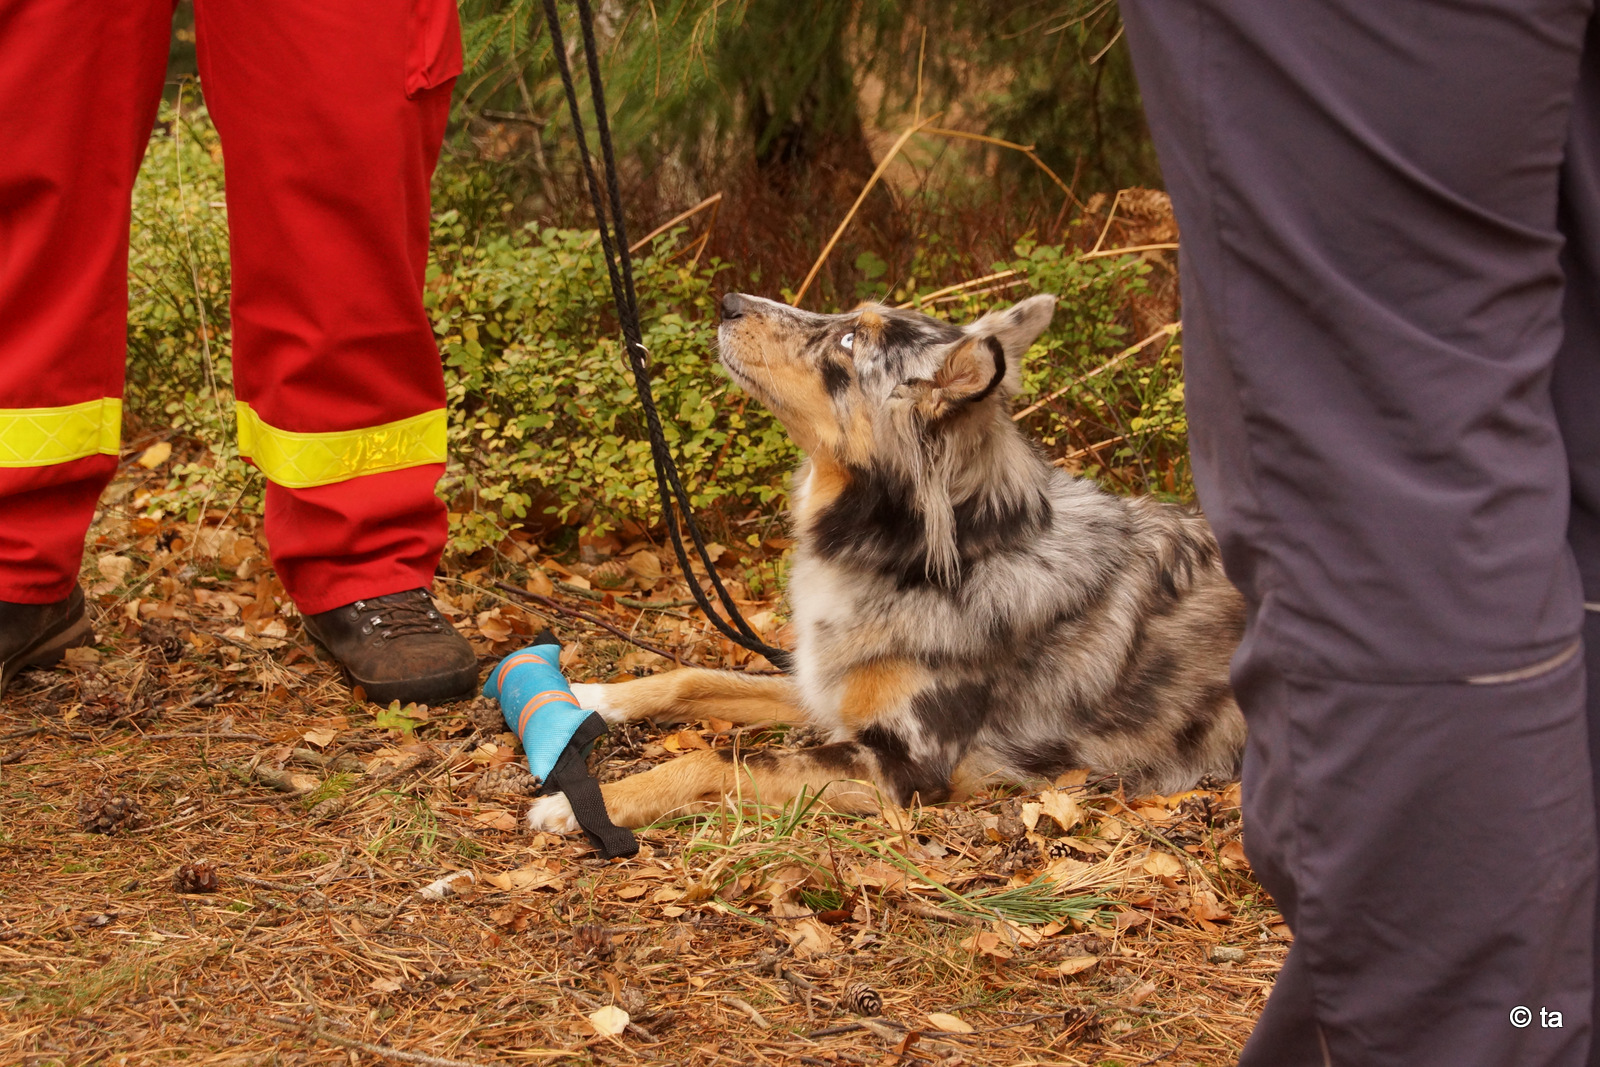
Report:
716,292,1057,464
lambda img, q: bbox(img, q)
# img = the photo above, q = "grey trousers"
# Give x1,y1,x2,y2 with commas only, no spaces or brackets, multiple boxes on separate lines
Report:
1120,2,1600,1063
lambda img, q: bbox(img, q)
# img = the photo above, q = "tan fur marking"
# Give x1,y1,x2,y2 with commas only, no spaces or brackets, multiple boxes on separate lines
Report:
836,660,928,731
842,407,874,466
598,748,885,826
857,309,884,329
795,456,852,527
598,669,801,725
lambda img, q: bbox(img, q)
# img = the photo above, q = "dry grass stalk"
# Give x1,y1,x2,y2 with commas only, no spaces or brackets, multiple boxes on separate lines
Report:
793,113,943,306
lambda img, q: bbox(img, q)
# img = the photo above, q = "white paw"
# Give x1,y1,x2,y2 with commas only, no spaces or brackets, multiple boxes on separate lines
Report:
570,682,626,724
525,793,580,834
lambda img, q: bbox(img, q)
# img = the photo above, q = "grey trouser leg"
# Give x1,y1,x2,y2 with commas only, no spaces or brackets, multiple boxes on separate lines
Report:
1560,19,1600,1065
1120,1,1600,1063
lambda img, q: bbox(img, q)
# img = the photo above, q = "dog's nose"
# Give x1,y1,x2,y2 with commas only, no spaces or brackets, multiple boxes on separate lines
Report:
720,293,747,321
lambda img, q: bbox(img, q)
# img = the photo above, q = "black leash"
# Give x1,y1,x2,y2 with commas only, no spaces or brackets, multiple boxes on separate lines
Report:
540,0,792,673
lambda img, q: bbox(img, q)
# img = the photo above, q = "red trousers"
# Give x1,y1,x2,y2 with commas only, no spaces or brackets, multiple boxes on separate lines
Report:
0,0,461,613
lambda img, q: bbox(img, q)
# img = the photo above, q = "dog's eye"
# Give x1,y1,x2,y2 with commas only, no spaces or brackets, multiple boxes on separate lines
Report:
838,332,854,352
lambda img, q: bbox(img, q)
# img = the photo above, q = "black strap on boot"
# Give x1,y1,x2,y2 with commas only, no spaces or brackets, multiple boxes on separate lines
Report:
520,628,637,859
538,711,638,859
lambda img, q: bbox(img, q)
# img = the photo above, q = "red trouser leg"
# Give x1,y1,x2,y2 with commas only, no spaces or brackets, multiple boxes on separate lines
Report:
0,0,173,603
194,0,461,615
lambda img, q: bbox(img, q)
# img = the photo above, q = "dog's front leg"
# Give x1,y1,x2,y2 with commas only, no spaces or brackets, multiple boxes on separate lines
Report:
527,743,893,831
570,668,802,727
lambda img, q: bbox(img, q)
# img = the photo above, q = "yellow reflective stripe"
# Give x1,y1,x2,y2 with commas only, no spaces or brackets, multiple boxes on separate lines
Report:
0,398,122,467
235,402,447,489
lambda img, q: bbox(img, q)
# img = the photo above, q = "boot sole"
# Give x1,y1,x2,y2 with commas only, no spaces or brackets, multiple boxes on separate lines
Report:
0,610,93,696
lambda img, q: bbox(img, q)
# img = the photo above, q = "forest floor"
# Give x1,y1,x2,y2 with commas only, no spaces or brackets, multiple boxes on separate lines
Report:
0,462,1285,1067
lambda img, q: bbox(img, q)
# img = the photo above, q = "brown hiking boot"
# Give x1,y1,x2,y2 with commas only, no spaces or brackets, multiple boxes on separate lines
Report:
0,586,93,695
301,588,478,705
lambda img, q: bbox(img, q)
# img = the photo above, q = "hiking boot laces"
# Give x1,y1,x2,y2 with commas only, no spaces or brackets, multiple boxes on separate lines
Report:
348,590,448,641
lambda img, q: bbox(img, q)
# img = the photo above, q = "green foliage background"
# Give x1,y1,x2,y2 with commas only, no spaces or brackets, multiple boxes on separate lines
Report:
131,80,1184,556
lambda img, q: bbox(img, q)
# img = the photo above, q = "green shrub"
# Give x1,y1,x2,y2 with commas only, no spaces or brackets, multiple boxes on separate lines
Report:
124,103,1188,553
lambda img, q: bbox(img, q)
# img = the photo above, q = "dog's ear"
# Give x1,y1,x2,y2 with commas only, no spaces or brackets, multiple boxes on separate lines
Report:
966,293,1057,390
915,334,1008,420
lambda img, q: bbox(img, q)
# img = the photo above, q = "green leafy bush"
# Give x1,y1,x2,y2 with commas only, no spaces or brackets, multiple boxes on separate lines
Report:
124,103,1188,554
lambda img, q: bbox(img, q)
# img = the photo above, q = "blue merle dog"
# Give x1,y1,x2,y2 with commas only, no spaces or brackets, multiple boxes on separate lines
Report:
528,292,1245,833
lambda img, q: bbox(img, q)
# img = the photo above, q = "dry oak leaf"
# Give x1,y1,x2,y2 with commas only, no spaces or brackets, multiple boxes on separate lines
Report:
1143,852,1185,879
490,903,533,932
1037,789,1084,832
135,440,172,468
588,1005,629,1036
523,568,555,597
784,917,837,959
959,930,1015,960
926,1012,976,1034
472,809,519,832
301,725,338,748
627,550,662,584
1057,955,1100,976
484,865,563,891
476,609,514,644
1189,888,1233,923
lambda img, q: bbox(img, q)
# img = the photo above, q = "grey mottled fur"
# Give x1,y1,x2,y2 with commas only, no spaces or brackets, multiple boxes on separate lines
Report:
721,292,1246,798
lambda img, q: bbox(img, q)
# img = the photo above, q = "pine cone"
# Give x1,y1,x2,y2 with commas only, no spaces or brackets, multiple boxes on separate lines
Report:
615,986,650,1018
140,621,186,663
77,698,131,727
172,862,219,893
78,791,146,833
473,763,538,798
997,836,1043,875
843,982,882,1017
1046,839,1096,863
570,924,614,960
467,696,506,734
589,560,631,590
1060,1006,1101,1042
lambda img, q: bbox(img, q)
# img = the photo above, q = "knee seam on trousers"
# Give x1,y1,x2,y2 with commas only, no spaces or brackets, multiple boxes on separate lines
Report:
1464,640,1581,685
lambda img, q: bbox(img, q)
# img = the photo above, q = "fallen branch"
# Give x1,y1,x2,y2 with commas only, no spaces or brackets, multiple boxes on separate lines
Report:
495,581,689,667
553,579,696,610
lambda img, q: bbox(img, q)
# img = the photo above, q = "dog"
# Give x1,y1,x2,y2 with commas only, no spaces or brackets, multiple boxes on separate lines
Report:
527,291,1246,834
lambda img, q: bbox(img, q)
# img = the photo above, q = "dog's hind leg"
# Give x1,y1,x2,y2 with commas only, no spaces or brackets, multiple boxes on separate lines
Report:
526,743,890,831
571,669,801,727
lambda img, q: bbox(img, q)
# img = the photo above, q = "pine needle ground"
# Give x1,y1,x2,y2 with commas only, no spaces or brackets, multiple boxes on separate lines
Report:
0,478,1284,1067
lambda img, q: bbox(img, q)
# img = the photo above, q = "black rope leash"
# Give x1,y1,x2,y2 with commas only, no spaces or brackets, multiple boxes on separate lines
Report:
539,0,793,673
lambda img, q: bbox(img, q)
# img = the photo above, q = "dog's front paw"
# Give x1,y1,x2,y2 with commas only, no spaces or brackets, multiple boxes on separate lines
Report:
526,793,580,834
570,682,625,724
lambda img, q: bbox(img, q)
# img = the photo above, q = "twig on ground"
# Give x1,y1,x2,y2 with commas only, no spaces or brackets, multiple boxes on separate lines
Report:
1131,1038,1185,1065
145,731,271,742
562,985,659,1042
723,995,772,1029
494,581,690,667
894,899,986,927
263,1017,506,1067
553,579,697,610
